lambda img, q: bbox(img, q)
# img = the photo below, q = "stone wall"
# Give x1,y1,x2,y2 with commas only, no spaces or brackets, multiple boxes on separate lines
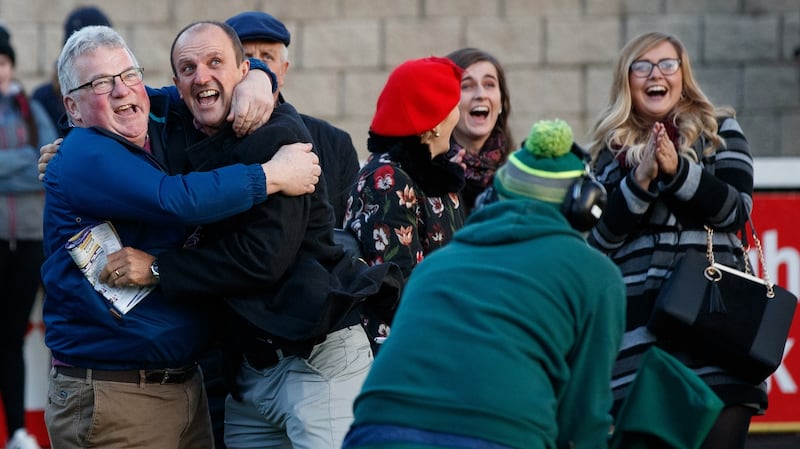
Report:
2,0,798,159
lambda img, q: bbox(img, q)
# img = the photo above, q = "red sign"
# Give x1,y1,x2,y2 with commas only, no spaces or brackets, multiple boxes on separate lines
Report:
750,192,800,432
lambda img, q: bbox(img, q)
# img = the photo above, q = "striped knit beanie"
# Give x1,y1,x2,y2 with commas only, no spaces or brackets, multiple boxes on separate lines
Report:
493,119,584,204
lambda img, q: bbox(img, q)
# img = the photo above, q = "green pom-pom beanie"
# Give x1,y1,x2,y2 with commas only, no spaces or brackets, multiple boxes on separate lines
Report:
493,119,585,204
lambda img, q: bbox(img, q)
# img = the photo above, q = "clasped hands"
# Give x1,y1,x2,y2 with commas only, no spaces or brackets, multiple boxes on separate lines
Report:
633,121,679,191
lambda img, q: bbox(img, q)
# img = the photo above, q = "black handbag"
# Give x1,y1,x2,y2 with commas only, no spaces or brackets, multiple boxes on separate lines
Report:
648,222,797,384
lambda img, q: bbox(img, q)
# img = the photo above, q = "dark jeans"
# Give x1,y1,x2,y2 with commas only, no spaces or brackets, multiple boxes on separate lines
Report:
0,239,43,433
343,424,516,449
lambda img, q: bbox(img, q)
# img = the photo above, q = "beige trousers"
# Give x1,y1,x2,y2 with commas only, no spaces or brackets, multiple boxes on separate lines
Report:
44,366,214,449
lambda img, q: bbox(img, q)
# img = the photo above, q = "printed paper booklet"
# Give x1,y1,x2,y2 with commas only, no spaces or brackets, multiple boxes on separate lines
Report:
65,221,153,316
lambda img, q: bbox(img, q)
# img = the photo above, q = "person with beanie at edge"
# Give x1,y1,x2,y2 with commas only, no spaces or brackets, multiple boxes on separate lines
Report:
0,24,57,449
31,5,112,134
226,11,360,227
446,47,514,216
342,119,625,449
586,32,763,449
343,56,466,350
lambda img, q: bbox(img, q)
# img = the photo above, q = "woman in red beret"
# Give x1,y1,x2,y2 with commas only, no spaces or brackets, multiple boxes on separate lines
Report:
343,57,466,348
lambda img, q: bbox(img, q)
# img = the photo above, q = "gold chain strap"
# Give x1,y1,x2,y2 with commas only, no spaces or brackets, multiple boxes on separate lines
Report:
704,226,722,282
751,231,776,298
704,224,776,299
704,225,715,265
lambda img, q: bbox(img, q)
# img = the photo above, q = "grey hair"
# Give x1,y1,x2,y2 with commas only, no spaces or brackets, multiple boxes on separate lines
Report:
57,25,139,97
279,44,289,63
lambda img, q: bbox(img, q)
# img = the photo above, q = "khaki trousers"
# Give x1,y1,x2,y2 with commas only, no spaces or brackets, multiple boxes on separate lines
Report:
45,366,214,449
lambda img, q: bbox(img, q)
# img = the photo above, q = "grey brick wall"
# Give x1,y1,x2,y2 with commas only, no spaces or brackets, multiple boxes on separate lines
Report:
1,0,797,159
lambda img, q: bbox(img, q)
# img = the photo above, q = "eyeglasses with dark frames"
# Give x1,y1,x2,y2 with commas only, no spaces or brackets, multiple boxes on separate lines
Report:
629,58,681,78
67,67,144,95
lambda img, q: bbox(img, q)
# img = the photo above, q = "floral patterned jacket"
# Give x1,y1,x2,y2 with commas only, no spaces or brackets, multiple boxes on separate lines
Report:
344,151,465,279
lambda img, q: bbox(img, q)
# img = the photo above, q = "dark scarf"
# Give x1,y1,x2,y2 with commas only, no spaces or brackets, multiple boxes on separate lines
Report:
367,132,465,197
450,129,508,212
452,129,508,189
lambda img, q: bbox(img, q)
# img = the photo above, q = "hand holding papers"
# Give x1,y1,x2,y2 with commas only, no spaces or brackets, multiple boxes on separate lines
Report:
65,221,153,317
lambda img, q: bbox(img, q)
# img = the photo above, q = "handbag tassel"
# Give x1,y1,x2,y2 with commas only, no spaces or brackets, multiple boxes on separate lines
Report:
703,227,727,313
705,280,727,313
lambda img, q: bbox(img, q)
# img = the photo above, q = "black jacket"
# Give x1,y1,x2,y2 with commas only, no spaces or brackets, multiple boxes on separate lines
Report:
156,102,402,347
277,93,360,227
299,112,360,228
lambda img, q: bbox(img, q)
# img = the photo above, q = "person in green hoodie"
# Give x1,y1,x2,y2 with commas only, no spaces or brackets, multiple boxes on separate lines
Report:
341,119,626,449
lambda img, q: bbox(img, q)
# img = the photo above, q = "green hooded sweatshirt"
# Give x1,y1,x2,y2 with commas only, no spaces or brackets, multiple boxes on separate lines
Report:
352,198,626,449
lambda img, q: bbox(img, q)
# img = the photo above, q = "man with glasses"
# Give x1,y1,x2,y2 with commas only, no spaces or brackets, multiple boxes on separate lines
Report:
65,66,144,95
40,25,320,449
99,21,401,449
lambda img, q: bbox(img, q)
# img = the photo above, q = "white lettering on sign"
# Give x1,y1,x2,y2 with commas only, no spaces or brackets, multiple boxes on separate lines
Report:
767,338,796,394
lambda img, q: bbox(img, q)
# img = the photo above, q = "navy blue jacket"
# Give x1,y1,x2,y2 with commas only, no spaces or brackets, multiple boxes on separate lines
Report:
41,124,268,370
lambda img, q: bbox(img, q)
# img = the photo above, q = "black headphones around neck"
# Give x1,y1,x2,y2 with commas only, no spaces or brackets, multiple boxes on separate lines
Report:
561,143,607,232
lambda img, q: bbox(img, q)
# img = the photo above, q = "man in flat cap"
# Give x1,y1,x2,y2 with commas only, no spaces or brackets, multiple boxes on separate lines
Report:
227,11,360,227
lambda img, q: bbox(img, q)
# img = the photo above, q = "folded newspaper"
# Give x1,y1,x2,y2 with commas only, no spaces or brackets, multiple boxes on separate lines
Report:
65,221,153,316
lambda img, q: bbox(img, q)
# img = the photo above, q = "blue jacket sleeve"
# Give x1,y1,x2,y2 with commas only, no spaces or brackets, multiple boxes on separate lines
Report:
48,128,267,225
247,58,278,93
146,84,181,105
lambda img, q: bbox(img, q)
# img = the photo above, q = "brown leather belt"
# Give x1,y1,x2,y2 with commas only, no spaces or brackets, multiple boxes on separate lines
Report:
55,364,197,384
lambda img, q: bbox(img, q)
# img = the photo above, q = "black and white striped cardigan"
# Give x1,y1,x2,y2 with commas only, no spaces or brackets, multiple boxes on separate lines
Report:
589,116,767,410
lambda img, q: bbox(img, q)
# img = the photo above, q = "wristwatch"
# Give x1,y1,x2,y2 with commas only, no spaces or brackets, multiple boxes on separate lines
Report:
149,260,160,283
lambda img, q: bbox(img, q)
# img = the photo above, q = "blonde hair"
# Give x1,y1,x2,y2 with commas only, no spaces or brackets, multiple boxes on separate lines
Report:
587,32,733,165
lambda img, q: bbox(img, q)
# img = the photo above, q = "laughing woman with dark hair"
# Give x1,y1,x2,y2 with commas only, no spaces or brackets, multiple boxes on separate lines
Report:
446,47,513,215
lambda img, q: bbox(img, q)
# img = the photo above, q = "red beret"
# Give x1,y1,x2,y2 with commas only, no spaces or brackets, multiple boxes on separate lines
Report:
370,56,463,137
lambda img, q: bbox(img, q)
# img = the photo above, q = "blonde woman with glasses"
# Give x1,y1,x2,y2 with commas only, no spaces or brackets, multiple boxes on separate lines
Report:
586,32,764,449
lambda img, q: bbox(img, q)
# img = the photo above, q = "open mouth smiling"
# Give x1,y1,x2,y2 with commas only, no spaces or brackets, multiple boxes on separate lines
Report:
470,105,489,118
114,104,139,115
197,89,219,105
645,85,667,97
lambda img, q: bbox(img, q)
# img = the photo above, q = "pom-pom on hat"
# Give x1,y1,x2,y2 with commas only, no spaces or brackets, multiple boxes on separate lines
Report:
226,11,291,47
493,119,585,204
63,6,112,44
370,56,463,137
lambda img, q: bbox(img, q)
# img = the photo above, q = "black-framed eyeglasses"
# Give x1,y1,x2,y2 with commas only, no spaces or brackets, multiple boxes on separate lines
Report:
67,67,144,95
629,58,681,78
